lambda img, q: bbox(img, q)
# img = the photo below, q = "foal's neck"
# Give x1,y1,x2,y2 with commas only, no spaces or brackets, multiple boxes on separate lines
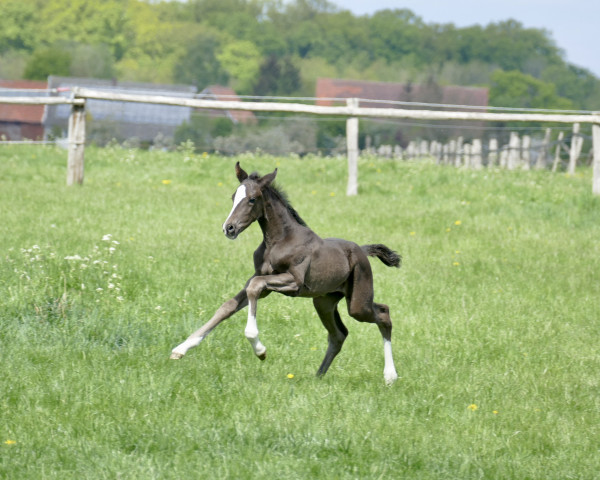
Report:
258,190,298,245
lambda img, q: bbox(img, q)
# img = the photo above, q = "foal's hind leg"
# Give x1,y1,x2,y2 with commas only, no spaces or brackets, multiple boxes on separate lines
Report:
346,262,399,384
313,293,347,377
373,302,399,385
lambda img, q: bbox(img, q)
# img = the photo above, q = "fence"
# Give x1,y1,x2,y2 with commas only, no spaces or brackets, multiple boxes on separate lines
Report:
2,88,600,195
363,126,590,172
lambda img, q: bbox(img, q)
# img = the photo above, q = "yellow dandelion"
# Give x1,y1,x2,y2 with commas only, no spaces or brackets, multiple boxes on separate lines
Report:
410,231,416,236
311,190,317,195
217,182,223,187
162,179,172,185
468,404,478,411
453,262,460,266
287,373,295,379
4,440,16,445
446,227,451,232
310,347,317,351
493,410,499,415
329,192,336,197
454,220,462,226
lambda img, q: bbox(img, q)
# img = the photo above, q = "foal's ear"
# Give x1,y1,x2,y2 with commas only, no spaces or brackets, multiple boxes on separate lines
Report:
235,161,248,183
258,168,277,189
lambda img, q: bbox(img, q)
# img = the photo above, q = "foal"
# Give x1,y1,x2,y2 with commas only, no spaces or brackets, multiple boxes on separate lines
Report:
171,163,401,384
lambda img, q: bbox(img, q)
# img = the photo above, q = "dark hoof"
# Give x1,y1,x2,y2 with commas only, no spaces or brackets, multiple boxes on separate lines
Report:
257,352,267,361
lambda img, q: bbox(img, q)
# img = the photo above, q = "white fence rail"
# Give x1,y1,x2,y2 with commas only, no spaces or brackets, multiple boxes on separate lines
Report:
1,88,600,195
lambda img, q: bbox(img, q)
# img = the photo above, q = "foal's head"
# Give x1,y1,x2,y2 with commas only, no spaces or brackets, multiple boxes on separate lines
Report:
222,162,277,240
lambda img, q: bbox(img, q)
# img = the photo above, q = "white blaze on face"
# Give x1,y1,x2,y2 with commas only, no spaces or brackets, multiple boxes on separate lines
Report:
223,184,247,232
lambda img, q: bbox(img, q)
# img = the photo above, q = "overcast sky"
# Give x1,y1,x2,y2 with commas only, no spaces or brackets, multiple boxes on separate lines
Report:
332,0,600,77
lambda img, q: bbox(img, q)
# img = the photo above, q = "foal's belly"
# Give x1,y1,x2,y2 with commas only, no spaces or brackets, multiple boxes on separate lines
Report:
301,238,358,296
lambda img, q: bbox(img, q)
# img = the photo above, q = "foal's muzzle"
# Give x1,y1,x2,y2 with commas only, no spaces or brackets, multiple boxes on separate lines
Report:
223,223,239,240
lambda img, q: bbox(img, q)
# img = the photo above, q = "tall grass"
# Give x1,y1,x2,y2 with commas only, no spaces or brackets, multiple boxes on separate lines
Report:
1,145,598,479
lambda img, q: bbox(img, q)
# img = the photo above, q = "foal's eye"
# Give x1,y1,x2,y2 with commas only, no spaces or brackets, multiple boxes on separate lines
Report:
248,197,256,205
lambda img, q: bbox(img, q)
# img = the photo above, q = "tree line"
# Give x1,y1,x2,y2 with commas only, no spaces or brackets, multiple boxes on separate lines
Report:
2,0,600,121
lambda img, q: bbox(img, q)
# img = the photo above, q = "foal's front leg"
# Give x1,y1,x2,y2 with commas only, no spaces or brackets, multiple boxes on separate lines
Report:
244,272,300,359
170,288,248,359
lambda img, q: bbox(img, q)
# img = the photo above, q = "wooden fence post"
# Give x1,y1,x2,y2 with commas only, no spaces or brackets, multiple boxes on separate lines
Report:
67,103,86,185
522,135,531,170
346,98,359,196
536,128,551,169
472,139,482,169
508,132,520,170
593,124,600,195
463,143,471,168
488,138,498,166
568,123,580,175
454,136,463,167
552,131,564,172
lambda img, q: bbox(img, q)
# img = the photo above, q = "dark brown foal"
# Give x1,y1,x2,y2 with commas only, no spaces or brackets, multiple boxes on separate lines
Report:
171,162,401,384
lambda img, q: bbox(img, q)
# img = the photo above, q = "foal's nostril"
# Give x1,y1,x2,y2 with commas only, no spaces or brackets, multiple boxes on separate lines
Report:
226,224,235,234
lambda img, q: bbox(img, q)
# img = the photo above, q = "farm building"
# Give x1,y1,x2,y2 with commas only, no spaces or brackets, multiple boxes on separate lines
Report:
316,78,489,144
198,85,257,124
44,77,198,143
0,80,47,141
316,78,488,109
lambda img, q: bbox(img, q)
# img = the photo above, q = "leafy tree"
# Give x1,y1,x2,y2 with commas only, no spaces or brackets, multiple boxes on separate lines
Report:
115,2,197,83
35,0,132,60
0,0,39,52
217,40,262,94
253,55,301,96
23,46,71,80
68,43,115,79
541,64,600,110
490,70,573,110
366,9,427,64
174,30,229,89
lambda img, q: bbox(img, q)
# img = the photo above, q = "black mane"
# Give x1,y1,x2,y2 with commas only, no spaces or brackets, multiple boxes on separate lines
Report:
249,172,308,227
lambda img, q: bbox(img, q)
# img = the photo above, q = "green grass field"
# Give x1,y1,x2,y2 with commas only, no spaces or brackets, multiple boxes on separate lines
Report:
1,145,599,479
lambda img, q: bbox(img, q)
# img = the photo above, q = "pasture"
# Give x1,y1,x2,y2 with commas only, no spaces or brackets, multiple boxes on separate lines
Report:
1,145,599,479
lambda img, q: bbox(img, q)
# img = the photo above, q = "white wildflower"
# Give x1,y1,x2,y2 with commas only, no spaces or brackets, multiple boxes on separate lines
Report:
102,234,112,242
109,247,116,254
96,288,103,293
155,306,162,311
64,255,83,261
112,240,120,245
116,296,124,302
108,283,115,290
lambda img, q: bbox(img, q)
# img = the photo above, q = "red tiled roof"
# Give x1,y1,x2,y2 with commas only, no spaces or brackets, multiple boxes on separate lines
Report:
202,85,256,124
0,80,47,124
316,78,488,110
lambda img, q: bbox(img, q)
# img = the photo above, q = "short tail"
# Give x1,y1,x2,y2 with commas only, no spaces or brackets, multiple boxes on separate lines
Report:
361,244,402,268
